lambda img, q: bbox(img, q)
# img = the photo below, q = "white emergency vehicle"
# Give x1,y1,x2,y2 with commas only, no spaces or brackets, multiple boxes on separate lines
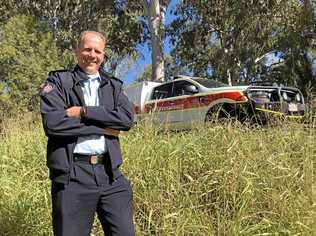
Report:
125,76,305,127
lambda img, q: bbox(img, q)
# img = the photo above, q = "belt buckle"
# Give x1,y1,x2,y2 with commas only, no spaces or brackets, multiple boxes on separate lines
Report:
90,155,98,165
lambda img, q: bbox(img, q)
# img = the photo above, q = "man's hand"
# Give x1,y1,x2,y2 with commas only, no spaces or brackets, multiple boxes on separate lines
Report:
65,106,82,118
104,128,120,137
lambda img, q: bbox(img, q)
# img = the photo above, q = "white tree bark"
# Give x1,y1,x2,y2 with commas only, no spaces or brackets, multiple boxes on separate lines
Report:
143,0,165,82
226,68,232,86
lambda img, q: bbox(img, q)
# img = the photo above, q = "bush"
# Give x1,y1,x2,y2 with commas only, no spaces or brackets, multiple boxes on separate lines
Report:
0,15,75,113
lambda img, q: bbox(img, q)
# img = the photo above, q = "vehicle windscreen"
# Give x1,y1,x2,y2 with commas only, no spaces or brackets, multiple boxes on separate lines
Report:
194,78,228,88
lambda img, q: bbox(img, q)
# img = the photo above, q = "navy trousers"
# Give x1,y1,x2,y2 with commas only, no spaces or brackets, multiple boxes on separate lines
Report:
51,159,135,236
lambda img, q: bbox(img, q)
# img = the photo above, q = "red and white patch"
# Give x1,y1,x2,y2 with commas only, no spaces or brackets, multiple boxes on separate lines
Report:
42,83,54,94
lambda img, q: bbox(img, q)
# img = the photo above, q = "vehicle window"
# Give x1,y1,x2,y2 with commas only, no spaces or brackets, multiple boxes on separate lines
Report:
195,78,227,88
173,80,198,96
151,83,173,100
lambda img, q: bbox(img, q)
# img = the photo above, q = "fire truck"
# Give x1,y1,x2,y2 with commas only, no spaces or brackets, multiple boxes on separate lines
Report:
125,75,305,127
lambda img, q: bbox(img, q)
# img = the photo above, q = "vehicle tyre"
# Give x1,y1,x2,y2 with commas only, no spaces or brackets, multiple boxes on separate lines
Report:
205,104,236,123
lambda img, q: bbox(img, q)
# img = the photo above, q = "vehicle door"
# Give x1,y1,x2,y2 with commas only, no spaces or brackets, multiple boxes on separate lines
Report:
171,80,202,125
145,80,202,125
144,82,178,124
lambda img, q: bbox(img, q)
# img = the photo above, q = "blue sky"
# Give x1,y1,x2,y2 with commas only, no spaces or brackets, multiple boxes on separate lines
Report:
121,1,316,84
122,0,178,85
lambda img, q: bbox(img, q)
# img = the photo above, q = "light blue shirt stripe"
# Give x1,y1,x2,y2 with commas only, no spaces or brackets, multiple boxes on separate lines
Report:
73,73,107,154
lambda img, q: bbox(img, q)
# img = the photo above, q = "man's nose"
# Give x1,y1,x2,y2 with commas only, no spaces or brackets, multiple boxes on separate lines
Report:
88,50,97,57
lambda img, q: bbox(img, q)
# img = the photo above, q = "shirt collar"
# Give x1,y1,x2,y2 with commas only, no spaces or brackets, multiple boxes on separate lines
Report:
73,64,108,86
87,73,100,82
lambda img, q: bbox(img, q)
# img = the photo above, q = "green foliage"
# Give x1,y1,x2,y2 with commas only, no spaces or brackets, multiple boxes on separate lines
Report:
170,0,315,91
0,1,145,77
0,15,73,113
0,1,315,111
0,117,315,235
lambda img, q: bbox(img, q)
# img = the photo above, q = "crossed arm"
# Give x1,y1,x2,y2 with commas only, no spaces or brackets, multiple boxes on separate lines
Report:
40,78,134,138
65,106,120,137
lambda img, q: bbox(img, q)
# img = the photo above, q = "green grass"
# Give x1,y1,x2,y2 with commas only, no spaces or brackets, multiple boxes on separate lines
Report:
0,115,315,235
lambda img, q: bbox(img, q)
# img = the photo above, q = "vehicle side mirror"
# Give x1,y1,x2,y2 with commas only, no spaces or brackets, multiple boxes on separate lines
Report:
184,85,198,94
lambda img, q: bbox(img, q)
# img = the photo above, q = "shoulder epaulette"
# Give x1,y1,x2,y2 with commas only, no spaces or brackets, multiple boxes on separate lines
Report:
48,69,69,77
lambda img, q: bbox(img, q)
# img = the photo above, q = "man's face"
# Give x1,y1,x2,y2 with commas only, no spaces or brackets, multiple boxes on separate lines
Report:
76,33,105,74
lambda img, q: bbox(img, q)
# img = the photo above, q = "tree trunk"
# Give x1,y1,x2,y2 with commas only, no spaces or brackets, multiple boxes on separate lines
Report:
143,0,165,82
227,68,232,86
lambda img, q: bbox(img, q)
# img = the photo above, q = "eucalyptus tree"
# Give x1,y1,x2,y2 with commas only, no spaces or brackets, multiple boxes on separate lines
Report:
141,0,170,81
281,0,316,93
0,0,144,72
123,0,171,82
0,15,66,113
15,0,174,82
169,0,315,89
0,1,145,113
255,0,315,94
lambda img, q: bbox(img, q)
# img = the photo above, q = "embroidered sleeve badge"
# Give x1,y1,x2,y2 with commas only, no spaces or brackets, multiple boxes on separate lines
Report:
41,83,55,94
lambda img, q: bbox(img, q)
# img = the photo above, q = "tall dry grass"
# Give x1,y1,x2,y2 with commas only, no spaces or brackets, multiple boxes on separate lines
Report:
0,115,315,235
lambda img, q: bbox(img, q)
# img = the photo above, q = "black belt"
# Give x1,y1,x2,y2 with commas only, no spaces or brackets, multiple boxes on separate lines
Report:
73,153,105,165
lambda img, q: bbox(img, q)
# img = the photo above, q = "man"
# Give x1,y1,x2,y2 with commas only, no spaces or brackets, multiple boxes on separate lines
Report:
40,31,135,236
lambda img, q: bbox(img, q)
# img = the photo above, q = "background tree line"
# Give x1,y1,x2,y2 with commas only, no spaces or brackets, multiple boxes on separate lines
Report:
0,0,315,114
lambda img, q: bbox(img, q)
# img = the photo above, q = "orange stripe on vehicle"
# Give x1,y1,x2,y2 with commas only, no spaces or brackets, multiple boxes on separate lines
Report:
144,91,246,113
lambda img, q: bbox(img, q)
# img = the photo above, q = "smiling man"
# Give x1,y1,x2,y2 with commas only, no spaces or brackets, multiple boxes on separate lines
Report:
77,31,105,74
40,31,135,236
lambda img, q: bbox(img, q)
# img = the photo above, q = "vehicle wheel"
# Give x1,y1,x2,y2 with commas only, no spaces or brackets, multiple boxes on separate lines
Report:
205,104,236,123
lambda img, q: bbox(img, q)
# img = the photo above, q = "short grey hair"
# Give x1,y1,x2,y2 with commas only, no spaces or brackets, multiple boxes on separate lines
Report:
77,31,106,48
